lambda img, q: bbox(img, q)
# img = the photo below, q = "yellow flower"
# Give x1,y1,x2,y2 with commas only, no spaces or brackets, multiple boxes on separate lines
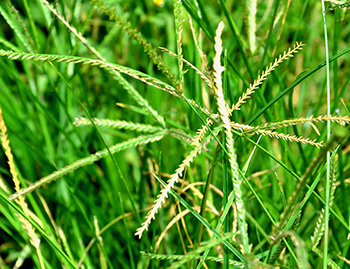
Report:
154,0,165,7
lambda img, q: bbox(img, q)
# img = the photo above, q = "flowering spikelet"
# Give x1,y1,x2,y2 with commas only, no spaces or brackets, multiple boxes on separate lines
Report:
213,22,250,254
230,42,304,112
135,132,215,239
91,0,177,85
0,107,44,267
0,48,216,124
74,117,164,133
249,115,350,131
191,118,213,146
257,130,323,148
230,122,324,148
230,114,350,148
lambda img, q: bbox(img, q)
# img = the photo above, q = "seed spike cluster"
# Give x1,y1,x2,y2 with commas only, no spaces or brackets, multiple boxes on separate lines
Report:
91,0,178,86
256,130,323,148
135,132,216,239
74,117,164,133
213,22,250,254
191,118,213,146
43,0,103,60
324,1,350,13
230,114,350,148
0,107,44,266
230,41,305,112
250,115,350,131
231,122,323,147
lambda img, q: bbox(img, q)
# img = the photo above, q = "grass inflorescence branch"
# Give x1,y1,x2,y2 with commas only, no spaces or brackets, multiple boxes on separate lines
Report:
74,117,164,133
9,133,165,201
213,22,250,254
91,0,178,87
230,41,305,112
135,129,218,239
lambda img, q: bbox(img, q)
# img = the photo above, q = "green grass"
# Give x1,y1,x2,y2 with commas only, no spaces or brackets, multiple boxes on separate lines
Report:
0,0,350,268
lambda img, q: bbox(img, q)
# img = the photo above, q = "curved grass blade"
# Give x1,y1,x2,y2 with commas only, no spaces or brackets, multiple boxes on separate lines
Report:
218,0,254,79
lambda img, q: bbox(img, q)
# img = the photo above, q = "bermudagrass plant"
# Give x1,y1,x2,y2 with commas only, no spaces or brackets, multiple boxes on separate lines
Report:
1,0,350,267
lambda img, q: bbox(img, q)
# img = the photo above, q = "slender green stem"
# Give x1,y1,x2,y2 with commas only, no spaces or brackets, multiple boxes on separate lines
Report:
321,0,331,267
218,0,254,79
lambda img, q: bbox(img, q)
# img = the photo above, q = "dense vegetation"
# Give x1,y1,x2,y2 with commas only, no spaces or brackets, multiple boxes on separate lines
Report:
0,0,350,268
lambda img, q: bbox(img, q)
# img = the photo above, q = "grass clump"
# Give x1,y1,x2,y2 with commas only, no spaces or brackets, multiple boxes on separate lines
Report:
0,0,350,268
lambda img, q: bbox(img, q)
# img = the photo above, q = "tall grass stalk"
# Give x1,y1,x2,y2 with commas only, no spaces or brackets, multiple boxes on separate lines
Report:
321,0,331,267
213,22,249,254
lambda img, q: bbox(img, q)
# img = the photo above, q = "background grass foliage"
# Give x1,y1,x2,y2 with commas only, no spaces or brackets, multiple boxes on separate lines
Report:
0,0,350,268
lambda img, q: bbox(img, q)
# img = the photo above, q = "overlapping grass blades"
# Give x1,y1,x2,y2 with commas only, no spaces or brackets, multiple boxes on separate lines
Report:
0,0,350,268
